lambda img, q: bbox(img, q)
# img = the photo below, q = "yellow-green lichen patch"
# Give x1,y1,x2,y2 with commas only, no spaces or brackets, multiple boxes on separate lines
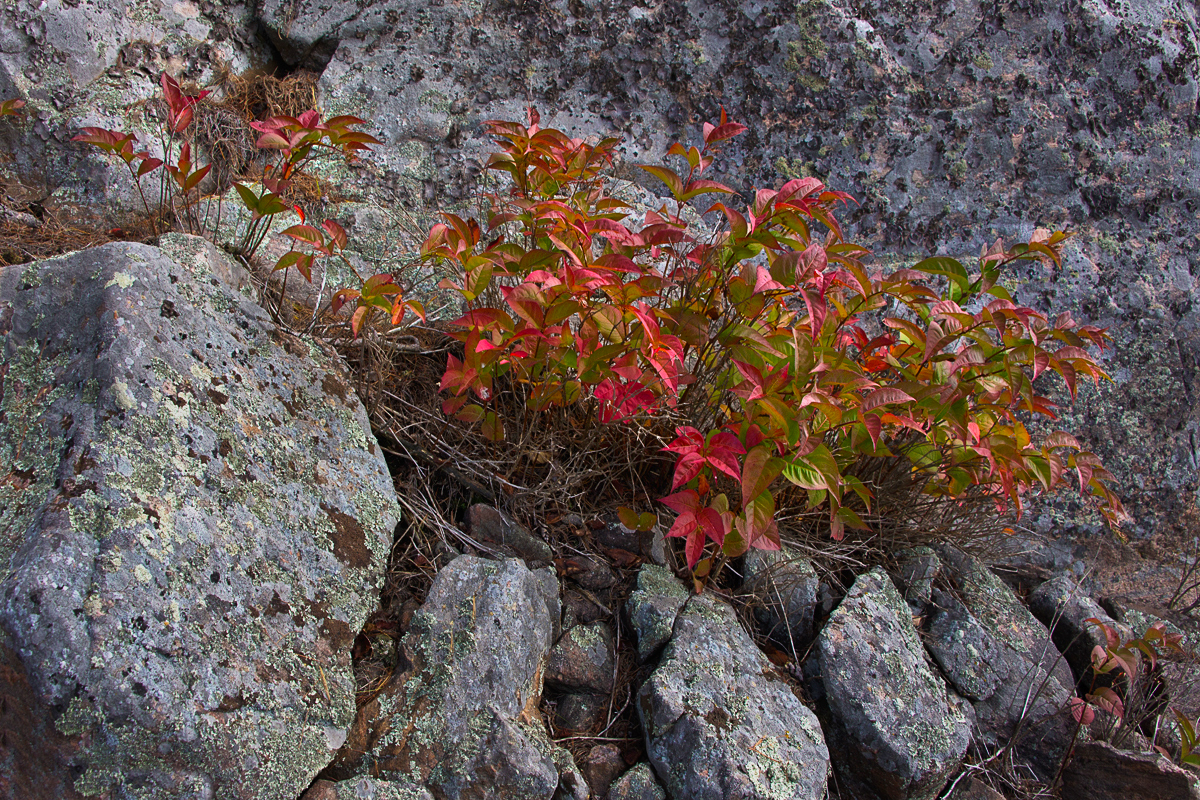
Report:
0,340,72,574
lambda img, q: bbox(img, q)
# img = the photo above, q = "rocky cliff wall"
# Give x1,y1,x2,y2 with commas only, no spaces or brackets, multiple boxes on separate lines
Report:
1,0,1196,538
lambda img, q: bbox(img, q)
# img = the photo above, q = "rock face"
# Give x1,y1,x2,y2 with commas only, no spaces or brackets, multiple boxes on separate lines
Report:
638,593,830,800
817,568,971,800
2,0,1197,538
0,234,399,798
922,547,1075,780
321,555,573,800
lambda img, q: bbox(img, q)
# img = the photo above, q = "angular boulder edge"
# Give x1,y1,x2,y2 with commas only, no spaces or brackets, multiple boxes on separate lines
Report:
0,235,399,799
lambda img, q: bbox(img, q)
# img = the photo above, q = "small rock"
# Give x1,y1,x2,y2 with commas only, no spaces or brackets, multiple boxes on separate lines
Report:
946,776,1006,800
555,692,610,735
565,555,618,591
582,744,627,798
606,763,667,800
321,556,566,798
1061,740,1200,800
627,565,689,662
593,512,673,565
546,622,617,694
466,504,554,564
564,589,609,626
593,514,646,553
552,747,591,800
743,547,820,650
639,593,830,800
818,568,970,800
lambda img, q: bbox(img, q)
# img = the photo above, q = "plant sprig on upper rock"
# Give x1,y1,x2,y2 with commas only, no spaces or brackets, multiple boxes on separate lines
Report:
70,72,423,338
424,107,1126,576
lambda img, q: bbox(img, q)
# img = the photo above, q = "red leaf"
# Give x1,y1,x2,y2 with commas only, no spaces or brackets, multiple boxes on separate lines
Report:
861,387,916,412
1070,697,1096,725
704,121,748,145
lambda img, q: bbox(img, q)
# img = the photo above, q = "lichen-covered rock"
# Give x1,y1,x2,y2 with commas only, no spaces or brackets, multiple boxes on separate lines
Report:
638,593,829,800
1028,575,1131,685
551,745,591,800
546,621,616,693
925,547,1075,780
606,763,667,800
743,547,820,650
0,235,399,799
627,564,688,663
817,568,970,800
321,555,571,800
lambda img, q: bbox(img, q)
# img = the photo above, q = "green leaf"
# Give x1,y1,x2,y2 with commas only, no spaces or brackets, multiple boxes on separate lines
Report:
465,262,493,301
637,165,683,198
741,445,784,505
234,182,259,211
912,256,970,293
783,455,826,490
481,410,504,442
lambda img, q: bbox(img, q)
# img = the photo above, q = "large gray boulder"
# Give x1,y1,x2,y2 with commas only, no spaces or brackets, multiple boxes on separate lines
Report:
817,568,971,800
638,593,830,800
924,547,1076,780
0,234,399,798
321,555,574,800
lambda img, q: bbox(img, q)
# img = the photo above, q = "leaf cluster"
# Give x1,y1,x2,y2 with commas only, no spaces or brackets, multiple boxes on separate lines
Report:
1072,618,1197,766
424,108,1125,575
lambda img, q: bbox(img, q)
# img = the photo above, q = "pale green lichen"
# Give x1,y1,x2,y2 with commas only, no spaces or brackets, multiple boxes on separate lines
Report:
0,340,72,574
4,245,395,799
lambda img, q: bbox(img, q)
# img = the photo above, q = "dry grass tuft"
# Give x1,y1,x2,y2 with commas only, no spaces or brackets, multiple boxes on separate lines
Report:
190,99,257,188
0,186,115,267
222,70,320,122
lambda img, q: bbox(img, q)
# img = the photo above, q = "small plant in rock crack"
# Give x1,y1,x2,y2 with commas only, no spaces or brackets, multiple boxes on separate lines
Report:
1173,709,1200,767
74,72,377,248
425,106,1126,578
1067,619,1185,758
71,72,422,335
276,205,425,335
0,99,25,118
